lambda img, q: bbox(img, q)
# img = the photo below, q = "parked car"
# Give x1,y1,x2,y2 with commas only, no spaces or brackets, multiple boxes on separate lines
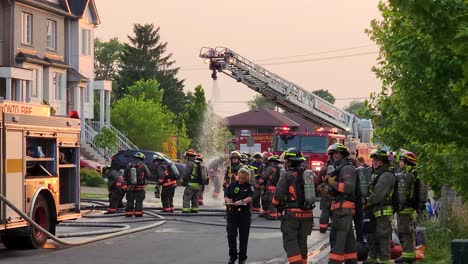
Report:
111,150,185,181
80,159,102,173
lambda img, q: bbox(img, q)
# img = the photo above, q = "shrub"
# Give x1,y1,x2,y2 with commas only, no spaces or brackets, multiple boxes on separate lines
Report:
80,168,105,187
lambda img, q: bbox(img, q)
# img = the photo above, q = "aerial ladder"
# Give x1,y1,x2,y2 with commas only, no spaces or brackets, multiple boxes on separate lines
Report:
199,47,373,143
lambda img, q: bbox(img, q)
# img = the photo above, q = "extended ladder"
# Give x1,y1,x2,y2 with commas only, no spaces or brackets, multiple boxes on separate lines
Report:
200,47,369,141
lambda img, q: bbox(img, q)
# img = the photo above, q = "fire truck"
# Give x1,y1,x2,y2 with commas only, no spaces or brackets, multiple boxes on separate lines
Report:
271,126,345,174
200,47,374,171
0,100,81,249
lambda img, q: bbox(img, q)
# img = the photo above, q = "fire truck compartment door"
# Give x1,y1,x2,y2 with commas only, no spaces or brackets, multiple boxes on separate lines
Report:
4,129,24,223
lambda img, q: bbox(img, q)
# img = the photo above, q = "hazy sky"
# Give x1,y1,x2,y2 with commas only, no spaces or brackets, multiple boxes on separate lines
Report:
94,0,382,117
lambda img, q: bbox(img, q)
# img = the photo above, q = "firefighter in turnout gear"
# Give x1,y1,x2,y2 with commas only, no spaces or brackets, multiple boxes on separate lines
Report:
225,168,254,264
209,157,224,198
224,151,243,191
394,152,418,264
182,149,204,213
259,152,273,216
103,166,127,214
272,148,315,264
196,154,209,205
318,155,334,233
260,155,283,220
249,152,264,213
124,152,151,217
364,149,395,264
327,143,358,264
154,154,177,212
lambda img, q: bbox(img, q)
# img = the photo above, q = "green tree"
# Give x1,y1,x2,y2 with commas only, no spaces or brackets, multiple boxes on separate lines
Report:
247,94,276,110
313,89,336,104
110,80,179,151
184,85,208,147
93,127,118,161
116,23,186,114
344,100,367,118
94,37,124,80
367,0,468,199
127,79,164,104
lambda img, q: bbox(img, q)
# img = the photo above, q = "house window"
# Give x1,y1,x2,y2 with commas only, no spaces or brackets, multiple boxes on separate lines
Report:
22,13,32,45
257,127,274,134
81,29,91,56
53,72,64,100
30,68,40,98
84,84,90,103
46,20,57,50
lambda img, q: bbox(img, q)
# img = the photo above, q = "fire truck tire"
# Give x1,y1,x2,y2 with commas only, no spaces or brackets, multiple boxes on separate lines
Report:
1,234,23,249
25,195,51,249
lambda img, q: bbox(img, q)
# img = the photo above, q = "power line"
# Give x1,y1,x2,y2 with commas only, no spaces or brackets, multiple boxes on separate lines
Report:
179,50,378,71
254,44,377,62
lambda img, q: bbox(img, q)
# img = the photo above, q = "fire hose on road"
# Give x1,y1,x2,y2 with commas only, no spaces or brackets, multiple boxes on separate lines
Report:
0,194,166,246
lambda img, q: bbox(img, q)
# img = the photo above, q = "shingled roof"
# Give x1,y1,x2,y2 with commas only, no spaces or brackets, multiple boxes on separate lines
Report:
225,108,299,127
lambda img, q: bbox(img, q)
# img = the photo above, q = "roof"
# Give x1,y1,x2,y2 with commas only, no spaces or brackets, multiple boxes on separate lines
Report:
44,57,69,69
284,112,319,132
67,67,89,82
225,108,299,127
16,52,50,66
66,0,100,24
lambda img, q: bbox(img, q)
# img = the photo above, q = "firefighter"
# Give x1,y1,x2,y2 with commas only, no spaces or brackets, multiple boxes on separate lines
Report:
272,148,314,264
249,152,264,213
364,149,395,264
209,157,224,198
326,143,358,264
123,152,151,217
395,152,418,264
181,149,203,213
240,153,250,166
154,154,177,212
259,152,273,217
103,166,127,214
318,155,334,233
225,168,254,264
196,153,208,205
261,155,283,220
224,151,242,191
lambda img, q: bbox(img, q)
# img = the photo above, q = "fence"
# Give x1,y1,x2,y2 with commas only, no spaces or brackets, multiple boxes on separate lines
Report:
439,185,468,225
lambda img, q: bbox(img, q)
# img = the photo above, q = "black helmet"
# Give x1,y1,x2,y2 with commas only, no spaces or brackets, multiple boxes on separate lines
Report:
284,148,306,161
370,149,389,163
327,143,350,156
267,155,282,163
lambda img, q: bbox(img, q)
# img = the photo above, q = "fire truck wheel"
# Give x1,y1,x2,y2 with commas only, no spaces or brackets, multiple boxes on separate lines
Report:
26,195,51,249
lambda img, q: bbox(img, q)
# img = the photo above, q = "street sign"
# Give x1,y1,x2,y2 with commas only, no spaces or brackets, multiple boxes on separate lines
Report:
240,130,251,137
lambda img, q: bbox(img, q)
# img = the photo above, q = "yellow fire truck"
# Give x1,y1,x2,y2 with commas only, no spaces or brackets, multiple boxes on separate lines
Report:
0,100,81,249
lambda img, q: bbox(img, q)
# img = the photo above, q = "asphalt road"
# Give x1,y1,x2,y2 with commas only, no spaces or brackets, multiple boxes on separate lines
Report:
0,213,328,264
1,187,330,264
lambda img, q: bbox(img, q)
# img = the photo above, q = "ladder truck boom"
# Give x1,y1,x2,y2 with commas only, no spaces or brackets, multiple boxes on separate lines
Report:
200,47,372,143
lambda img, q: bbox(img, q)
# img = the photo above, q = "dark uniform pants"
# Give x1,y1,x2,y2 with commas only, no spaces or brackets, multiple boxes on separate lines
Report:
319,196,332,233
125,189,145,216
211,175,222,198
227,210,251,261
281,211,314,264
182,185,200,212
252,188,262,212
161,186,175,211
262,189,280,219
367,215,392,263
329,208,357,264
198,184,205,204
108,188,126,213
397,212,416,263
